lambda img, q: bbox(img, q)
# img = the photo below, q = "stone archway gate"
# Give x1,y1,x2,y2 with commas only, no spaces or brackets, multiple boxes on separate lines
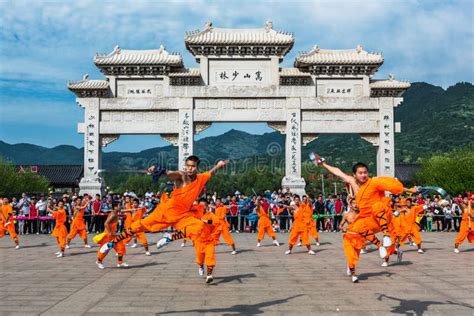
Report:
68,21,410,196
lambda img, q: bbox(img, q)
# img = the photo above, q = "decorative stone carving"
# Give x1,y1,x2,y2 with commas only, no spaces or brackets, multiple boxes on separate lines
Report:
161,134,179,146
302,134,318,146
267,122,286,134
194,122,212,135
360,134,379,146
265,20,273,32
204,20,213,31
101,135,119,147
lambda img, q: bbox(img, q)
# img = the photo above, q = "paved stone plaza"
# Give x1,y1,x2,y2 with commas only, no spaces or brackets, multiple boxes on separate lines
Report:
0,232,472,315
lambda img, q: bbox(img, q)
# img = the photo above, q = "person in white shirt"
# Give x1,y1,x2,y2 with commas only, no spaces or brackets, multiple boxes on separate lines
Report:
17,193,30,234
35,196,48,233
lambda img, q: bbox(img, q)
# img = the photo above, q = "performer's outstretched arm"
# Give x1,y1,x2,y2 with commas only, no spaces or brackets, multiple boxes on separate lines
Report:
319,161,354,184
373,176,415,195
147,165,173,182
315,160,359,194
208,160,229,175
165,170,184,181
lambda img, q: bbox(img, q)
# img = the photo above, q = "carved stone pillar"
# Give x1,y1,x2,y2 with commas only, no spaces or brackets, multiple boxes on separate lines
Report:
178,99,194,170
281,98,306,196
377,98,396,176
78,98,105,196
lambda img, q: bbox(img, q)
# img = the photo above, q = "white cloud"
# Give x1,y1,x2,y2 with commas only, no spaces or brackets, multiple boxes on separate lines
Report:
1,0,472,86
0,0,472,149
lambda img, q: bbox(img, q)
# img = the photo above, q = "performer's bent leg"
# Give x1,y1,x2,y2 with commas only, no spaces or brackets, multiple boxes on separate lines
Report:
113,215,167,243
454,222,469,248
343,233,363,282
373,205,391,236
114,241,126,264
174,216,204,241
137,232,149,251
7,225,19,246
352,218,382,248
257,225,265,242
267,225,276,239
221,230,236,251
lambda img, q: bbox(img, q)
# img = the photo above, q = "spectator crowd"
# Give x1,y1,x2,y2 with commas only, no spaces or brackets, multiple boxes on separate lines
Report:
3,189,470,236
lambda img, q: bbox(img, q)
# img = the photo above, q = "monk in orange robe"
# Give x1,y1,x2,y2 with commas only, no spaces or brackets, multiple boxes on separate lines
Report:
0,197,20,249
399,198,425,253
129,198,150,255
454,193,474,253
256,197,280,247
66,196,91,249
340,198,365,283
100,157,228,255
313,158,416,262
302,196,320,246
285,195,314,255
194,199,220,284
214,198,237,254
179,198,203,248
122,195,136,246
51,200,68,257
391,197,404,241
96,202,127,269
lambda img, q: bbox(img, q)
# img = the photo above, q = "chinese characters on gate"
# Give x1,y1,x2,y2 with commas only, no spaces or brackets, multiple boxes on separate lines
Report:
382,112,391,173
86,113,96,173
127,88,152,95
215,70,264,83
290,112,299,175
180,112,191,166
326,88,352,95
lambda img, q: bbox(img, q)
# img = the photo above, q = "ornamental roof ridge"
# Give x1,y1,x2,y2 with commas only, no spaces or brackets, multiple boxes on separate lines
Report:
279,67,312,77
94,44,183,66
184,20,294,46
67,75,109,90
295,45,384,67
370,74,411,89
168,68,201,77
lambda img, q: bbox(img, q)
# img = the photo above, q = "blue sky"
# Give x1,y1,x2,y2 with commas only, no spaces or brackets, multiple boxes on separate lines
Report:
0,0,472,152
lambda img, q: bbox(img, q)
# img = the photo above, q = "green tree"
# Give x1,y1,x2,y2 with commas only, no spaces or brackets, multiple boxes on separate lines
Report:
414,149,474,195
0,158,49,195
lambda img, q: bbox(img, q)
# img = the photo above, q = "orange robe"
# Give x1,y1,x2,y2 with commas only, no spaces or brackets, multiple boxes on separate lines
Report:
132,207,148,246
352,177,403,247
343,231,365,270
68,206,87,240
124,202,134,244
391,203,405,239
288,206,309,246
0,204,18,242
302,202,319,241
355,177,404,218
400,205,424,246
342,212,366,270
454,203,474,247
195,212,219,267
257,206,275,241
97,220,126,263
215,206,234,246
132,172,212,241
51,208,68,249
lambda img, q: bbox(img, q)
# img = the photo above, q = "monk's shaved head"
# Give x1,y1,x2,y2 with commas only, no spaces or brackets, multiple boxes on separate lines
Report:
186,155,200,166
